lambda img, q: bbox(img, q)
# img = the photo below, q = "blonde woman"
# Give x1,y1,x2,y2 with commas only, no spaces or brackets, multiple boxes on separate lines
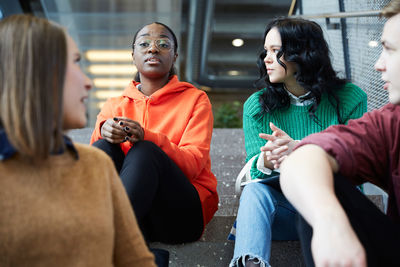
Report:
0,14,155,266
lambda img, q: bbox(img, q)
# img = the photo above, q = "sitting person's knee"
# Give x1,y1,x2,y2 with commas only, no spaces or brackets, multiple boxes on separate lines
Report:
126,140,163,158
92,138,109,148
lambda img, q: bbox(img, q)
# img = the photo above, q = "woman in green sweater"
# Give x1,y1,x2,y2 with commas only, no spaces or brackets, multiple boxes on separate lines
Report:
230,18,367,267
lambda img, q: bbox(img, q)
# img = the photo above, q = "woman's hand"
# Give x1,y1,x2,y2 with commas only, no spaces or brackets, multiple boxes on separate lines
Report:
100,118,127,143
115,117,144,144
259,122,299,169
101,117,144,144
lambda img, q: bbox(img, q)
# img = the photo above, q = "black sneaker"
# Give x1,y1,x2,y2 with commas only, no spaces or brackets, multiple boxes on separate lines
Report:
150,248,169,267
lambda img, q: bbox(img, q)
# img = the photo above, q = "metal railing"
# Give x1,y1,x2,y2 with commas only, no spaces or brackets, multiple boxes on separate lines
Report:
292,10,381,19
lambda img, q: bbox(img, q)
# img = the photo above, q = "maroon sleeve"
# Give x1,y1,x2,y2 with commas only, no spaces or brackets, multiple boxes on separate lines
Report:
295,106,391,189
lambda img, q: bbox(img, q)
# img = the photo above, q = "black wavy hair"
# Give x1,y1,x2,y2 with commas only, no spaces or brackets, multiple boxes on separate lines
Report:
131,22,178,82
255,17,346,124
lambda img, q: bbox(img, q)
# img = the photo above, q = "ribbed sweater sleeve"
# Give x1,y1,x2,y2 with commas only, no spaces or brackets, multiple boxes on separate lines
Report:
243,83,367,179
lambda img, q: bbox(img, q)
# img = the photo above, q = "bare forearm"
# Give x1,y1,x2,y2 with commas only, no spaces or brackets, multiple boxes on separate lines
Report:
280,144,345,227
280,144,366,266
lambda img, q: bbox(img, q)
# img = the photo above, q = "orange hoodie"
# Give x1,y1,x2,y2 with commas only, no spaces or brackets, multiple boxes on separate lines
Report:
90,76,218,226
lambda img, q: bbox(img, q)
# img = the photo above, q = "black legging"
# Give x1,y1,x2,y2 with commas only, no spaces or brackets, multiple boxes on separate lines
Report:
297,174,400,267
93,139,204,244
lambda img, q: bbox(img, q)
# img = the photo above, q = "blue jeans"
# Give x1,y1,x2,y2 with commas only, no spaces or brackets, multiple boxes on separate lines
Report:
230,182,298,267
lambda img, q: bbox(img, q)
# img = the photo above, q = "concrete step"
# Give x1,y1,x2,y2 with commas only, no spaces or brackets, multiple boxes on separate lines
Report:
151,240,235,267
68,128,384,267
150,215,305,267
151,239,305,267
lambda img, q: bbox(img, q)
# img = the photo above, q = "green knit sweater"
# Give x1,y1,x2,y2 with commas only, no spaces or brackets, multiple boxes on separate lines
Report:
243,83,367,179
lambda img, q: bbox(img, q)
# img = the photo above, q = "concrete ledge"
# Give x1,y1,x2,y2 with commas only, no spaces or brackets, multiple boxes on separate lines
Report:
151,215,304,266
67,128,383,267
68,128,304,266
151,240,305,267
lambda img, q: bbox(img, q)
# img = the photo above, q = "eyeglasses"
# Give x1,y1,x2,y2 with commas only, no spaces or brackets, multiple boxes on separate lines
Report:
134,38,173,52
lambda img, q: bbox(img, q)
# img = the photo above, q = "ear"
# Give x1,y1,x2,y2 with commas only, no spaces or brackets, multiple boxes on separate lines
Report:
173,53,178,64
132,52,135,64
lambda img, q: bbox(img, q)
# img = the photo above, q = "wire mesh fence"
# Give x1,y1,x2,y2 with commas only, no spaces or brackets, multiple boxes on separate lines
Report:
346,14,388,111
301,0,390,111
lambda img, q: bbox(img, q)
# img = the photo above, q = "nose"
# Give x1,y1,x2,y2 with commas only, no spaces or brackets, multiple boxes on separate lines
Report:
147,42,159,53
84,74,93,91
264,52,273,64
374,53,385,72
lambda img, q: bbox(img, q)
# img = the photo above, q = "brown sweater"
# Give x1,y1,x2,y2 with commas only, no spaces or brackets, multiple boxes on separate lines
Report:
0,143,155,267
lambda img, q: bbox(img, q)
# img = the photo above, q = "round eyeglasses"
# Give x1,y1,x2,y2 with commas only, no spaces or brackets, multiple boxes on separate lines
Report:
135,38,173,52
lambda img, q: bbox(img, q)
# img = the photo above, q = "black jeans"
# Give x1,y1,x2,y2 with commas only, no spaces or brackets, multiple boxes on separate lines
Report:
93,139,204,244
297,174,400,267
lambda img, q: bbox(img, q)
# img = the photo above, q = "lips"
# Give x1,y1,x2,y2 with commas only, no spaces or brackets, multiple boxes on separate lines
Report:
81,96,88,104
145,56,161,63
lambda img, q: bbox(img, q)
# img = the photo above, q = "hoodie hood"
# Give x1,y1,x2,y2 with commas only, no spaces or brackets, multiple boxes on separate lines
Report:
122,75,197,104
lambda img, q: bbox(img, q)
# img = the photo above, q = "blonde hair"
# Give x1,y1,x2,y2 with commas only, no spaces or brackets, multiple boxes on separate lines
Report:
0,14,67,160
382,0,400,18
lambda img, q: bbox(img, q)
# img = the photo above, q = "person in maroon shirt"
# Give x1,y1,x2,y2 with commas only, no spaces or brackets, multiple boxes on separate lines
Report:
280,1,400,267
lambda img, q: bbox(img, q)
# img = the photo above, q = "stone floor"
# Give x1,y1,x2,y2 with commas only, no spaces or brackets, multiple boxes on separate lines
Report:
68,128,384,267
68,128,304,266
149,129,304,267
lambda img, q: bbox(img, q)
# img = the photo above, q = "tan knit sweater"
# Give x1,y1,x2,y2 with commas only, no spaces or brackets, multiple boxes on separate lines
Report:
0,143,155,267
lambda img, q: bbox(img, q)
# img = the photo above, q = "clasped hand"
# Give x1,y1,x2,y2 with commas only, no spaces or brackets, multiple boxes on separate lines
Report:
259,122,299,169
100,117,144,144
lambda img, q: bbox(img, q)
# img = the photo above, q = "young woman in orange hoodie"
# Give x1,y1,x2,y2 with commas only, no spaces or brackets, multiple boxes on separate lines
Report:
90,22,218,259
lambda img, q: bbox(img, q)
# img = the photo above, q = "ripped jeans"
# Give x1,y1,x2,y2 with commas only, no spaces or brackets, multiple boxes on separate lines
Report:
230,182,298,267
